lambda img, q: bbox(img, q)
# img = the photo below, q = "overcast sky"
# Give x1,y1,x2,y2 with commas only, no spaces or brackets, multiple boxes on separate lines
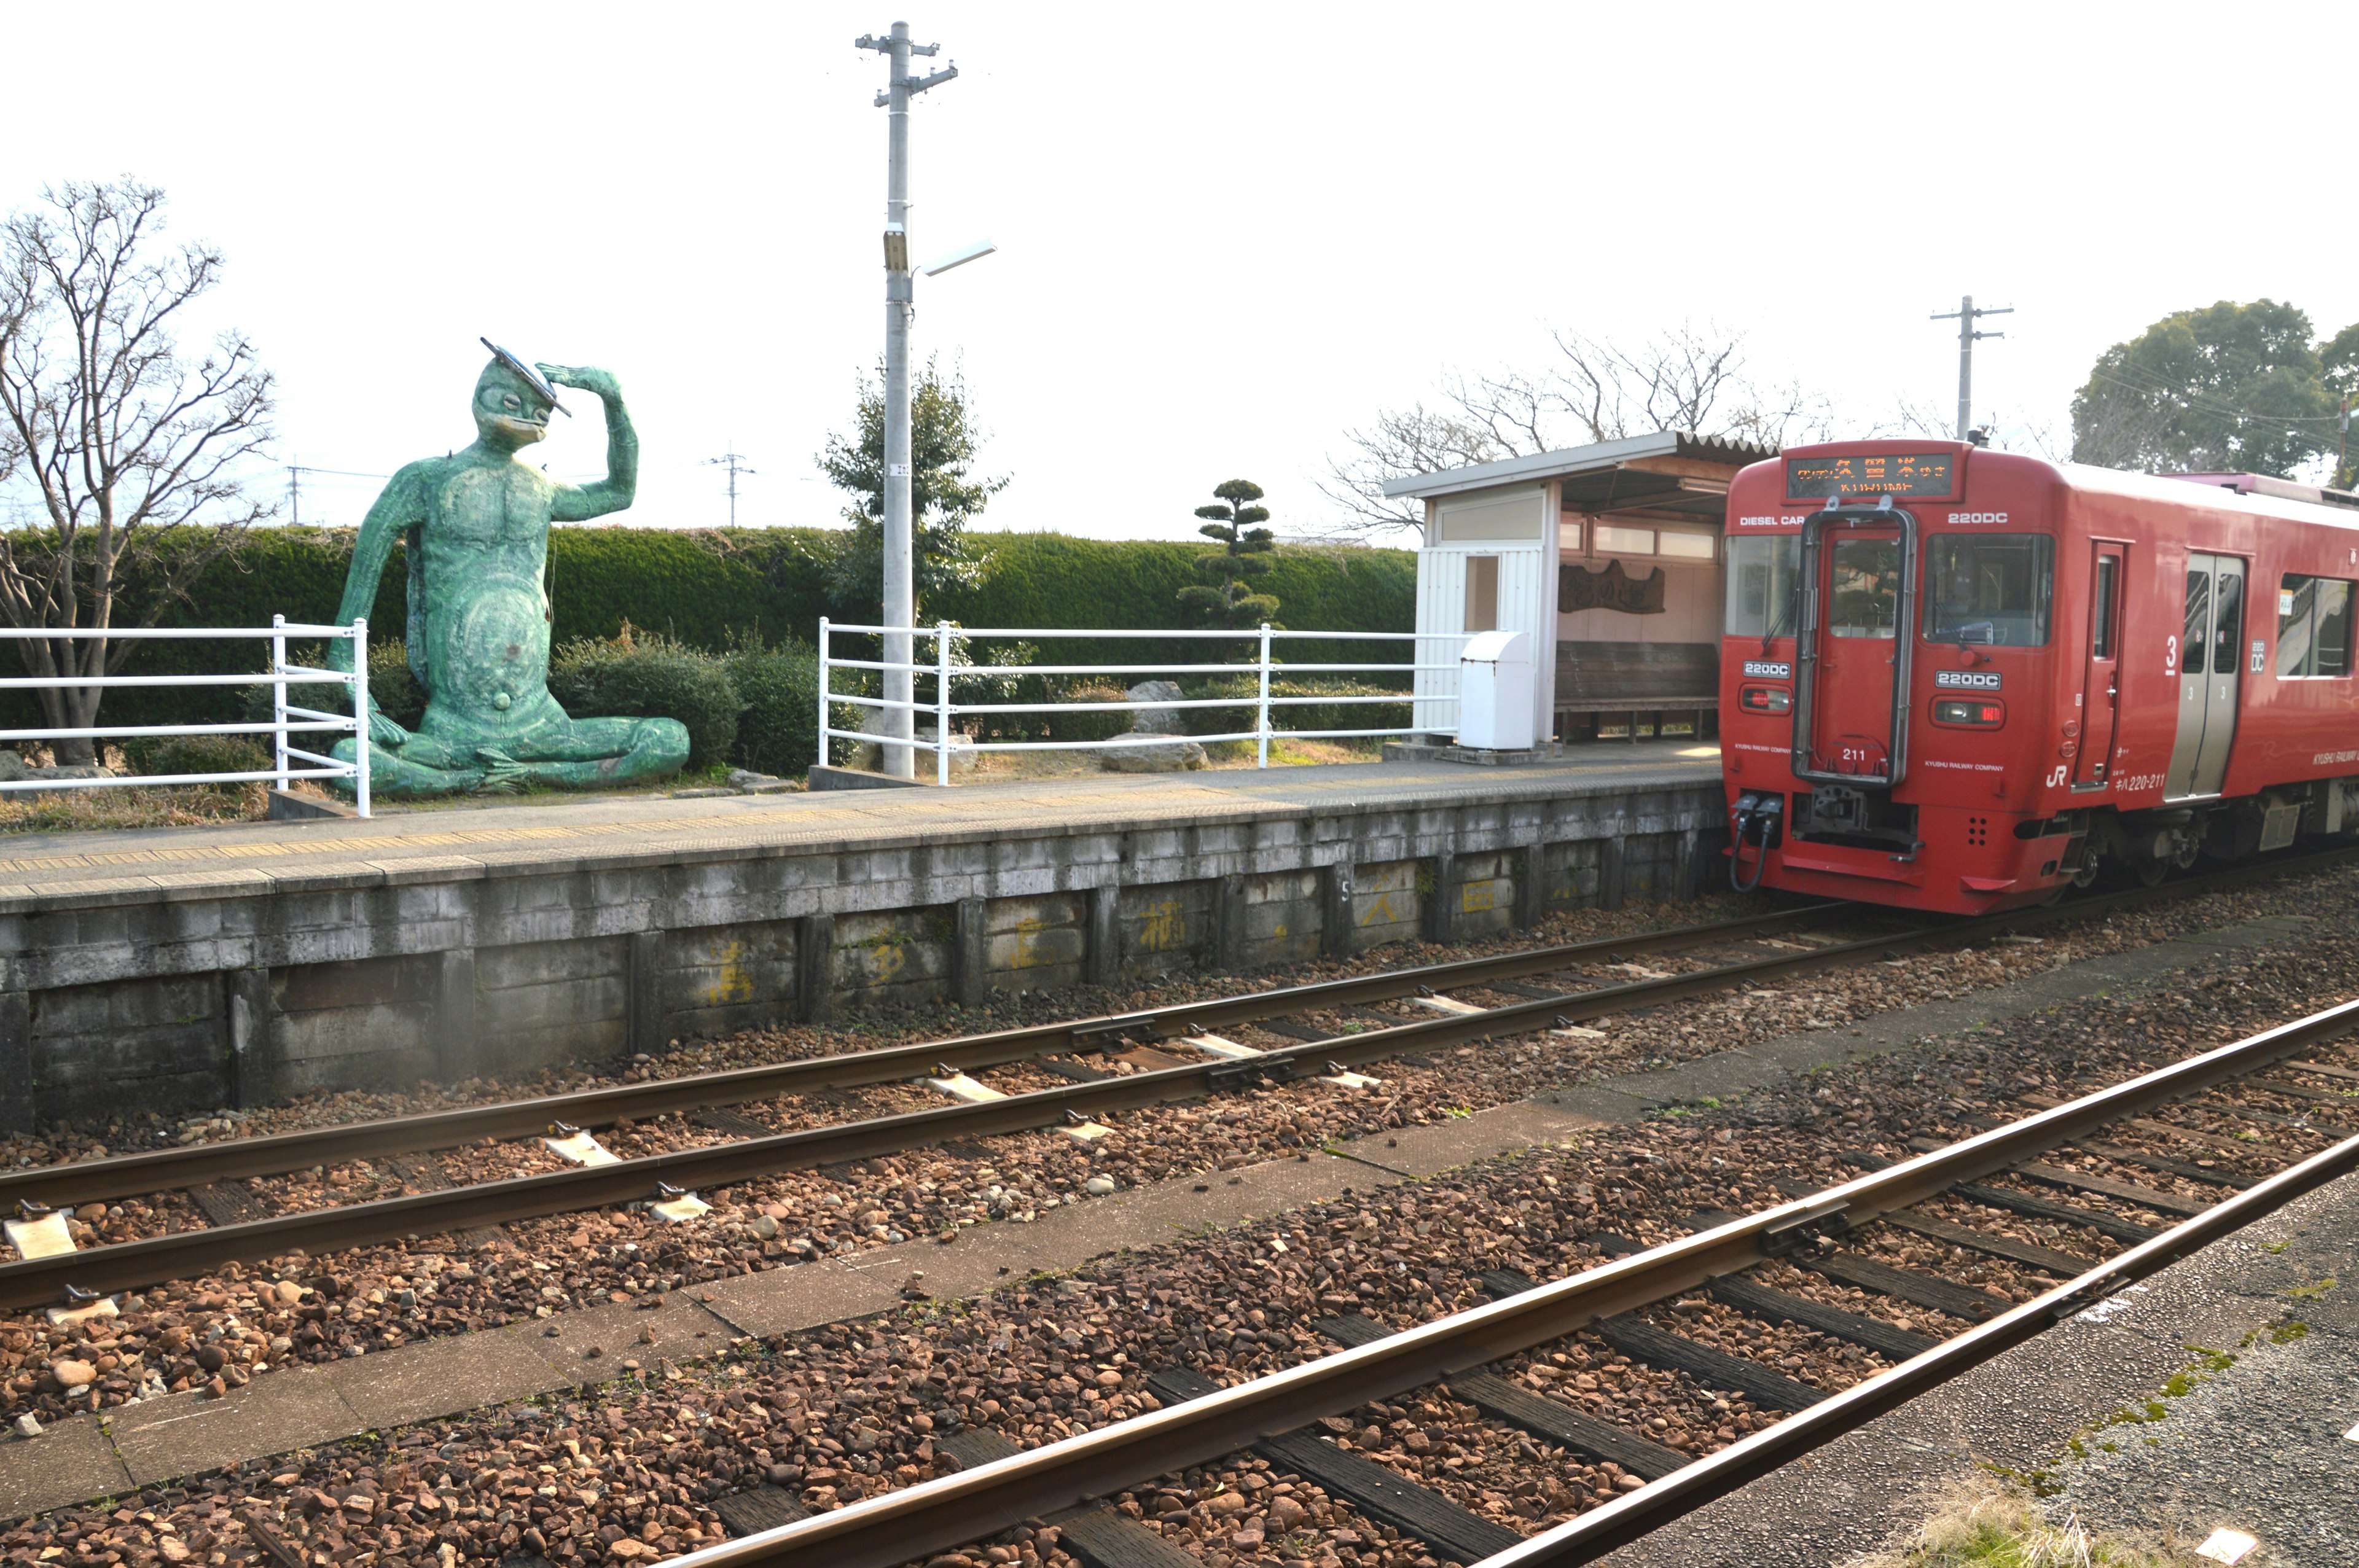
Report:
4,2,2353,544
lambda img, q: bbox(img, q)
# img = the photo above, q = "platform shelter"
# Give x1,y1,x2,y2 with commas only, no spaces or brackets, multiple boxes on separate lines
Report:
1385,431,1774,743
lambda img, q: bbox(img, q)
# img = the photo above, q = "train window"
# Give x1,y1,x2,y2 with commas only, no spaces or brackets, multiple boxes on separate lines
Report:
2183,569,2211,675
1830,537,1901,638
1725,536,1798,637
1923,535,2054,646
2092,557,2118,660
2277,574,2355,677
2210,571,2244,679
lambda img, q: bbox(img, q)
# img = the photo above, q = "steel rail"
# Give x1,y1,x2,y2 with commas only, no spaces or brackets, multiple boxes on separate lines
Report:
1470,1124,2359,1566
0,903,1850,1211
0,918,1890,1308
17,840,2350,1216
6,848,2349,1308
598,997,2359,1568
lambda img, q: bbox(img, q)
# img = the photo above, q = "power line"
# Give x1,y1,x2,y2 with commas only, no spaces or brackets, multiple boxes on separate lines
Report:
703,447,757,527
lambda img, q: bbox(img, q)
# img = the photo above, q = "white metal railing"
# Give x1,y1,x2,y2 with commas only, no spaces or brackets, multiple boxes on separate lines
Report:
0,616,372,815
818,619,1463,786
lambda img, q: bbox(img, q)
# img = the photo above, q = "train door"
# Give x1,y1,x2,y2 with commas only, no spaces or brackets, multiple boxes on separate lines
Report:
2167,553,2245,800
1807,525,1907,778
2073,545,2122,789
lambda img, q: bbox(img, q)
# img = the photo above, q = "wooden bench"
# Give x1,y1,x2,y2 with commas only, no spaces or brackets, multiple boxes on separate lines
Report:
1555,639,1719,741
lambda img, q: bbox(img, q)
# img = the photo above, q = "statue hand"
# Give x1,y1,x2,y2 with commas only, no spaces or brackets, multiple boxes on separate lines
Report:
367,709,411,749
536,363,619,402
475,748,533,794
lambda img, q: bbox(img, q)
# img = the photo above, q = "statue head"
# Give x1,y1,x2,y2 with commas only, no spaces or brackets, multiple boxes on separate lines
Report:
472,357,556,451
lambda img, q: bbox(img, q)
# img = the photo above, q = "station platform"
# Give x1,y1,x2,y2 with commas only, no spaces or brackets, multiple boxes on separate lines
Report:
0,744,1725,1127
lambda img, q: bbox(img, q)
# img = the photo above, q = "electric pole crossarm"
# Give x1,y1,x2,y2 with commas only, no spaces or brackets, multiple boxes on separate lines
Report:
1930,295,2015,442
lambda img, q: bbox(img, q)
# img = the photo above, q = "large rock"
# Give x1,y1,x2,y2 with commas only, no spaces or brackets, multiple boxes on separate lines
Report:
1124,680,1188,736
1100,733,1206,773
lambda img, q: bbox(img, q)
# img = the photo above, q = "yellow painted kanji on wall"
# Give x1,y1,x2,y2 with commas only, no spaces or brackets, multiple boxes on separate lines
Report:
704,939,754,1007
1136,900,1187,952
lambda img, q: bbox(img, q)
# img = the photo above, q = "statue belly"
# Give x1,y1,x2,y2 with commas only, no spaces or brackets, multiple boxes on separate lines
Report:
421,577,555,735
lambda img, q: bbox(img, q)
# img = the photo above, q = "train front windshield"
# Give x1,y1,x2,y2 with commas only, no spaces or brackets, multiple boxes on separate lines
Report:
1923,535,2054,647
1726,536,1799,637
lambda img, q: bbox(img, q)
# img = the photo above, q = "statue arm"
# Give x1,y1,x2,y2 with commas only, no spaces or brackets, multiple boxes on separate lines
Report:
326,465,428,743
539,364,636,522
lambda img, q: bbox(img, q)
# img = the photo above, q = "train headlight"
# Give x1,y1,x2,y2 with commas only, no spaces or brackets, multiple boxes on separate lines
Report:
1931,699,2005,727
1740,686,1793,714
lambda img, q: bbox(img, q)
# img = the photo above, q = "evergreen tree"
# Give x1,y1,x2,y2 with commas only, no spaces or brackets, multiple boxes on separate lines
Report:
2069,300,2342,478
1180,479,1280,630
818,355,1007,614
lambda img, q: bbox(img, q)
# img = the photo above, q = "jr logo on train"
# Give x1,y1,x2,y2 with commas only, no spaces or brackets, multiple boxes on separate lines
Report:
1723,440,2359,913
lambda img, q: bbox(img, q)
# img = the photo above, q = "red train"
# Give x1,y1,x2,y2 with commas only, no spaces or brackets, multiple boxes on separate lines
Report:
1721,440,2359,913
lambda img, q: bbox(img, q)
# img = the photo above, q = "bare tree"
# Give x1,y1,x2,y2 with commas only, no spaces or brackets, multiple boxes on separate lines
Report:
1315,322,1831,540
0,179,275,764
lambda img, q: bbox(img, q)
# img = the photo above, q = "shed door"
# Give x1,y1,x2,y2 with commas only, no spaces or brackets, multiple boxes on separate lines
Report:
2167,554,2244,801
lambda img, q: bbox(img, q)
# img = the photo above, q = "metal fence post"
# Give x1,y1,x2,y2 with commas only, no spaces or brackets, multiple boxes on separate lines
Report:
935,620,953,787
816,617,831,772
1257,622,1273,768
271,614,289,794
351,618,370,818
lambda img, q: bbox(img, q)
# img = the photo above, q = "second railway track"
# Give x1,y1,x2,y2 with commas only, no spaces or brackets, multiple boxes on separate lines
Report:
660,996,2359,1568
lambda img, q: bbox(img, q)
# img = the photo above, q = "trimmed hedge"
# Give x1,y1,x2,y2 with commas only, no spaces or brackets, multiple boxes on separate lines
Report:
547,633,745,771
0,526,1415,756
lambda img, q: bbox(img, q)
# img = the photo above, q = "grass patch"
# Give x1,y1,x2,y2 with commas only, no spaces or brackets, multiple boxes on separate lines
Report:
1844,1475,2183,1567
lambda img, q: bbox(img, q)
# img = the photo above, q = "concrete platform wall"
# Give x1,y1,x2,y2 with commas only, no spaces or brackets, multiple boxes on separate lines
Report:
0,777,1726,1126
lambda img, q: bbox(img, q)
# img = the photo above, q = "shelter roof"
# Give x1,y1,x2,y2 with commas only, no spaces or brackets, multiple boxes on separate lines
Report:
1380,431,1777,523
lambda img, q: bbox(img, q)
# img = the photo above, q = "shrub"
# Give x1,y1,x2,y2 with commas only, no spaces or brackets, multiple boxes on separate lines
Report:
367,640,426,728
120,732,272,782
548,629,744,770
238,638,424,731
1046,681,1133,744
1177,673,1411,740
725,637,823,778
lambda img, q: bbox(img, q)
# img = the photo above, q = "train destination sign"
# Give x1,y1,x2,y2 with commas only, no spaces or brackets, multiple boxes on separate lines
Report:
1785,452,1956,501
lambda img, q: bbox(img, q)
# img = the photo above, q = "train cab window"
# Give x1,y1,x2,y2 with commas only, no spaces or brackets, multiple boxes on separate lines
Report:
1725,536,1798,637
2277,574,2355,677
1829,536,1901,638
1923,535,2054,646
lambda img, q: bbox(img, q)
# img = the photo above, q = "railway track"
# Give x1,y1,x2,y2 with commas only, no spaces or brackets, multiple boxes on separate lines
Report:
659,996,2359,1568
2,848,2350,1319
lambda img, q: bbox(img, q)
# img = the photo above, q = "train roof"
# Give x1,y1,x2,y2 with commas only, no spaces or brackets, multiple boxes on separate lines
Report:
2057,460,2359,532
1743,442,2359,534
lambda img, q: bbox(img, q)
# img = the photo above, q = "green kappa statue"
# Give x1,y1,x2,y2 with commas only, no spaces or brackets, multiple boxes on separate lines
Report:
327,344,689,796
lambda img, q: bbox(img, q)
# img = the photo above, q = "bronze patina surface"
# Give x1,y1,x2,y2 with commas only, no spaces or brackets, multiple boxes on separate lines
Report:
327,353,687,795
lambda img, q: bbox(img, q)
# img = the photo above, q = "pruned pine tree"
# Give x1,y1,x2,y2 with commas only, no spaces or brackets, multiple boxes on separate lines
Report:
1180,479,1279,631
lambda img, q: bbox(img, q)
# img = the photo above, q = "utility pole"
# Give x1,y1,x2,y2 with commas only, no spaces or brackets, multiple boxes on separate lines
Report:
703,448,756,527
286,464,302,528
1930,295,2014,441
856,20,959,779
